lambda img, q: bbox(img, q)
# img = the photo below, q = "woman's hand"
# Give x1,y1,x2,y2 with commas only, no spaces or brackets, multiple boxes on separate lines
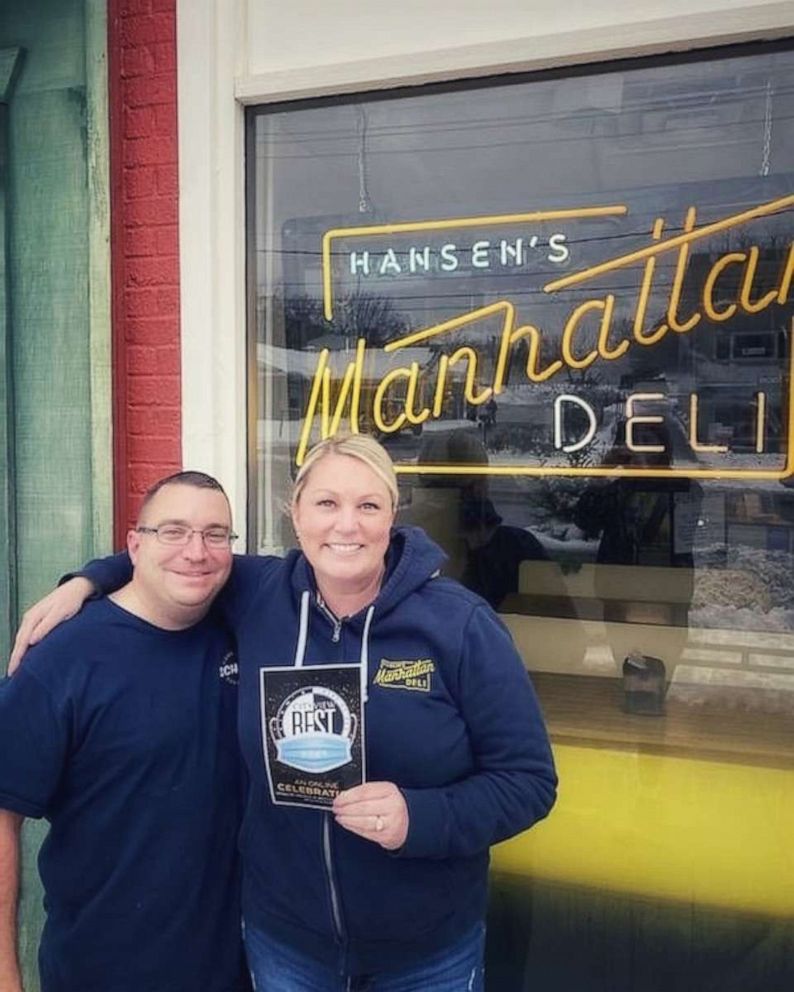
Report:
333,781,409,851
7,577,96,675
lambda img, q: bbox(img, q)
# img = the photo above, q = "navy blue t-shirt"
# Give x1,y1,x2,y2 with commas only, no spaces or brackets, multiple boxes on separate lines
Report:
0,599,248,992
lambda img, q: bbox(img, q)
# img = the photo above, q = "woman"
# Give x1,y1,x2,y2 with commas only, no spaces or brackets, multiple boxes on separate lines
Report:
13,434,557,991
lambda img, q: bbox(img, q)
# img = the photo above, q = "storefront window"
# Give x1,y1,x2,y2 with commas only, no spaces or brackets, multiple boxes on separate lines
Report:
247,44,793,989
248,42,793,754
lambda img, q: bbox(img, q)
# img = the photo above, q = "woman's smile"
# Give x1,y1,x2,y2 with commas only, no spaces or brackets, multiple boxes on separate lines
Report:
291,452,394,612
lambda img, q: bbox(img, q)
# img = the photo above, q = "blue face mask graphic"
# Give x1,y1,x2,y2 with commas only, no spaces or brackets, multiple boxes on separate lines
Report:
276,734,353,774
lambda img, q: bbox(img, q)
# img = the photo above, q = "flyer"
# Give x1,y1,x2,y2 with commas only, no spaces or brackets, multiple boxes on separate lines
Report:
260,663,365,810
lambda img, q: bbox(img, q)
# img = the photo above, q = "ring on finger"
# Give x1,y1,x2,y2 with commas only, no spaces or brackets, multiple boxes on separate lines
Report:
375,815,384,832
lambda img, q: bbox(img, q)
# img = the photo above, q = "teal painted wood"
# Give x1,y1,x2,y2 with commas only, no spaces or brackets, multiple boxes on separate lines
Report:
0,102,10,666
0,47,23,99
85,0,112,556
0,49,23,667
10,78,96,606
0,3,112,989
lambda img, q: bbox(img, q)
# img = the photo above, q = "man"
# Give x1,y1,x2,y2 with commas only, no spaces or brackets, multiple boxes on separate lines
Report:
0,472,249,992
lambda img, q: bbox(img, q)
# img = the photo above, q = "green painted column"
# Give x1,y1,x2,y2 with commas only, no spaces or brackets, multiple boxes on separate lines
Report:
8,0,111,609
0,3,111,989
0,47,22,667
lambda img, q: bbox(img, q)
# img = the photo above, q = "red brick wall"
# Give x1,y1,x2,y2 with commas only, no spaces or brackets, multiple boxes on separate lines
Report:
109,0,181,544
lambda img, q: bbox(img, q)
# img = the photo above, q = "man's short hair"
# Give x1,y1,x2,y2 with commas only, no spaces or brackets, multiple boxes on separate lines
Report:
138,471,229,522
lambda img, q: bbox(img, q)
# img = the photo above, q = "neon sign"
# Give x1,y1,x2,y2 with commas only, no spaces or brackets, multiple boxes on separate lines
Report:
296,194,794,478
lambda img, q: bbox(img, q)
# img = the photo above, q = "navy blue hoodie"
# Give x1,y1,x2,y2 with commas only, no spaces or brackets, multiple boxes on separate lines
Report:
225,526,556,975
78,526,557,975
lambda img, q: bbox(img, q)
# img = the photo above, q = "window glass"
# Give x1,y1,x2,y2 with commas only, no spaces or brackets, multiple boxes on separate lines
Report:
247,43,794,991
248,47,794,766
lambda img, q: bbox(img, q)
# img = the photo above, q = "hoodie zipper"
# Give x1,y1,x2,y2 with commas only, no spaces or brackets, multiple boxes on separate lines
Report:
314,592,346,948
323,814,345,945
309,590,374,957
316,594,343,643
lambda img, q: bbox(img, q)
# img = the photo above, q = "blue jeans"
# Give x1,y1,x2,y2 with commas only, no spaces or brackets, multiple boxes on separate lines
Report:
244,921,485,992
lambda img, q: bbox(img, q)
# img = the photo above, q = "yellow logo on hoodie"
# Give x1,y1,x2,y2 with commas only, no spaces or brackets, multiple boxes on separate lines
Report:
373,659,435,693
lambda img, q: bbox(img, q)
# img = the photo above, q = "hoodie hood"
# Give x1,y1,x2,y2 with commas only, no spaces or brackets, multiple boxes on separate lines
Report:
285,525,447,624
285,525,447,704
233,517,557,974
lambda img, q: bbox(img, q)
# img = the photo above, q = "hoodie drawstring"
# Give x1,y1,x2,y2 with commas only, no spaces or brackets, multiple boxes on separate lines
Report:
294,590,310,667
293,591,374,705
360,605,375,704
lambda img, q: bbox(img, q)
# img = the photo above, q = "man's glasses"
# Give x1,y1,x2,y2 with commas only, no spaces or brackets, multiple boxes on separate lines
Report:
136,525,238,548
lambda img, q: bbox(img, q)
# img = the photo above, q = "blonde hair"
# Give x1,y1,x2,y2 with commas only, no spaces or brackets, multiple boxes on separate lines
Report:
292,433,399,511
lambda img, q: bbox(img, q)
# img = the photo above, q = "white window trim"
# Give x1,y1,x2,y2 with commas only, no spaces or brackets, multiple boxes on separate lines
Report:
177,0,794,544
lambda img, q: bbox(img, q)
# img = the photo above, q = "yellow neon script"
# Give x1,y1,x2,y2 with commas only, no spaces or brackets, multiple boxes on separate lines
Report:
297,195,794,476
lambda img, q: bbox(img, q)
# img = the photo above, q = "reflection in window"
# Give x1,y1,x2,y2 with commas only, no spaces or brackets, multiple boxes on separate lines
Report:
246,44,794,991
247,44,794,763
